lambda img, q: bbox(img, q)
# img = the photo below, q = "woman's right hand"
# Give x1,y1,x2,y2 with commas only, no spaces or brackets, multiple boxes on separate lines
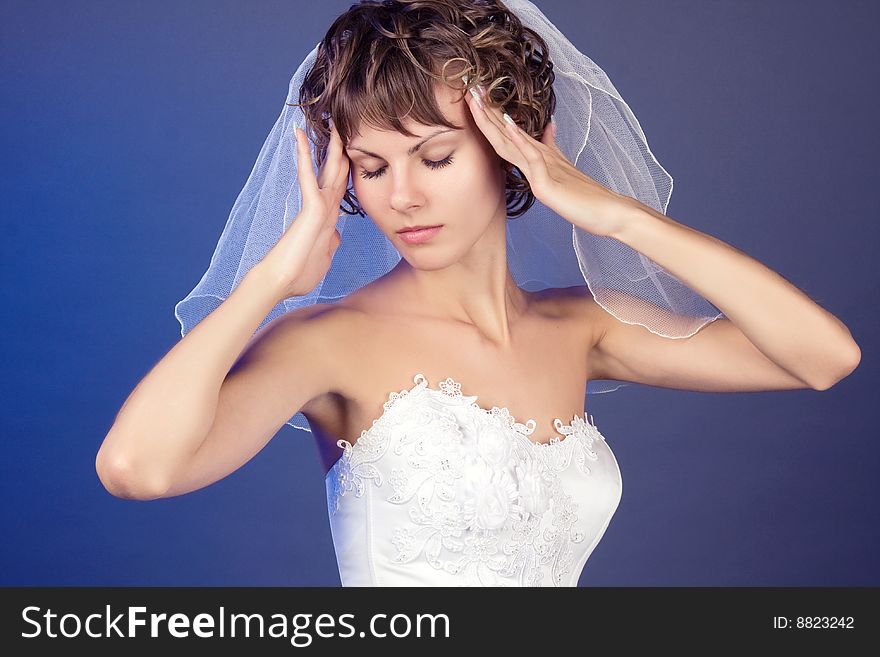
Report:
260,121,351,299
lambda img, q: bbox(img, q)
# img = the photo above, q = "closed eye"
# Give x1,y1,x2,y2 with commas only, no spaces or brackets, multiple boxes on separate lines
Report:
359,154,455,181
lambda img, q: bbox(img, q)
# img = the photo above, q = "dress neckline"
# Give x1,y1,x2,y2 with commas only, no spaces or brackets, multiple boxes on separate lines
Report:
325,372,597,479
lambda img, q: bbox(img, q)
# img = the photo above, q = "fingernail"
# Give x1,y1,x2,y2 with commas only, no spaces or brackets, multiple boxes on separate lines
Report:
476,84,486,98
502,112,516,127
469,87,483,108
551,113,556,124
461,74,469,84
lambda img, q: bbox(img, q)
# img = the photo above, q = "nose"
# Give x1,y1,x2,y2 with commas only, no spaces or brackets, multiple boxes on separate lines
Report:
389,169,424,214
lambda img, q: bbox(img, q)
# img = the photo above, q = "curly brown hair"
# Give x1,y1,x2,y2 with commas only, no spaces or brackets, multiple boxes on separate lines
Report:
288,0,556,219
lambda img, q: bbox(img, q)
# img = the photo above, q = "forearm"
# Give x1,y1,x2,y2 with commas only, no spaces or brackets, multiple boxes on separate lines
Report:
96,263,287,497
610,202,861,389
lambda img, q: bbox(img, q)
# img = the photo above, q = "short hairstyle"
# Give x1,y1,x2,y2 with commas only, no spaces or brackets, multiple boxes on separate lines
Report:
290,0,556,219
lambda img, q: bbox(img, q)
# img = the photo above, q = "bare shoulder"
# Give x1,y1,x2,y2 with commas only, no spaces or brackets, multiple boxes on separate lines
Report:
267,299,365,337
270,271,412,364
262,299,369,371
241,300,368,387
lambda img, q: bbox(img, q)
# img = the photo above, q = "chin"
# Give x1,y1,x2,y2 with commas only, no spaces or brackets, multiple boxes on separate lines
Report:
402,240,486,273
398,251,456,272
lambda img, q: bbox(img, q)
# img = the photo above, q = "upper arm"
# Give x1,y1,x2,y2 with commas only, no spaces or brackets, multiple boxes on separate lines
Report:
160,304,344,498
586,291,812,392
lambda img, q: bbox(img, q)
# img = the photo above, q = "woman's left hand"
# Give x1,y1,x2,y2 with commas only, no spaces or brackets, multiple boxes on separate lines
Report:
463,80,639,239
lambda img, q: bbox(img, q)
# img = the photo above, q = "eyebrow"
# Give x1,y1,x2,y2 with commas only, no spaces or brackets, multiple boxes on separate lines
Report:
346,128,460,159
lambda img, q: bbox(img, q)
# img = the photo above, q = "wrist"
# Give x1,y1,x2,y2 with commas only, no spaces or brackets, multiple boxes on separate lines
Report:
608,196,661,244
243,260,292,305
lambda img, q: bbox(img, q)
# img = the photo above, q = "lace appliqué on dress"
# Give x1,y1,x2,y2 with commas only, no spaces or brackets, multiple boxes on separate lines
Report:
326,372,609,586
325,380,424,517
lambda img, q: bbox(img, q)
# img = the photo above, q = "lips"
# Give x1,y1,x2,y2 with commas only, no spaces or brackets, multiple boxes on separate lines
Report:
396,225,443,244
397,224,442,234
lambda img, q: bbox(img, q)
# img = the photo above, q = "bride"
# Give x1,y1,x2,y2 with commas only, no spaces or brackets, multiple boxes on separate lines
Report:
95,0,860,586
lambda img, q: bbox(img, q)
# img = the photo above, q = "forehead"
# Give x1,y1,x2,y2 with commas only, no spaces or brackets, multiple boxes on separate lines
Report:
348,80,469,144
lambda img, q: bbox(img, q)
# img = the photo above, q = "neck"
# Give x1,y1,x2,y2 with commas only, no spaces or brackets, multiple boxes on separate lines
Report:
390,216,530,348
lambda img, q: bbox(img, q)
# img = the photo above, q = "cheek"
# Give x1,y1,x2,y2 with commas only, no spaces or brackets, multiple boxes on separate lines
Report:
348,175,378,212
457,155,507,210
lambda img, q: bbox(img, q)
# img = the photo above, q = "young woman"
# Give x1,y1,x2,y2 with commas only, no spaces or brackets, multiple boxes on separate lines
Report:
96,0,860,586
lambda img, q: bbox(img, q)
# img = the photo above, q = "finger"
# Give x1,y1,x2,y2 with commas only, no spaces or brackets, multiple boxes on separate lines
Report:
478,92,543,176
291,132,328,235
335,157,350,197
480,87,524,148
465,87,521,163
478,87,550,154
317,123,340,190
294,128,318,204
323,125,349,224
331,124,351,191
502,114,556,191
469,85,509,136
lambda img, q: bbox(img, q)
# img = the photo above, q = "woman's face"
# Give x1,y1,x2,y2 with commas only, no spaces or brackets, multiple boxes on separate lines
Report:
343,81,508,269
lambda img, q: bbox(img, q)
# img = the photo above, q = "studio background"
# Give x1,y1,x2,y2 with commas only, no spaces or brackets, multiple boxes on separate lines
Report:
1,0,876,586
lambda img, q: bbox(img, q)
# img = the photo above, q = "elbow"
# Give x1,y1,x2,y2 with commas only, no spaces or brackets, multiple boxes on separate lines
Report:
95,451,169,501
811,339,862,391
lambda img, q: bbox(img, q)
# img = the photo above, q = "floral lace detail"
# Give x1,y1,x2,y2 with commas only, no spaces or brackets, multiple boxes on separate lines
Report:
326,379,425,516
325,372,611,586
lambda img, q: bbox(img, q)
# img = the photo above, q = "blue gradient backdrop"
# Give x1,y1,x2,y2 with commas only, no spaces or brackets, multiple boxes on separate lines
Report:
1,0,876,585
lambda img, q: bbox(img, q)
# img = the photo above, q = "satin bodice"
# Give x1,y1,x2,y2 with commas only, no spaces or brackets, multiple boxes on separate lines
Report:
324,373,622,586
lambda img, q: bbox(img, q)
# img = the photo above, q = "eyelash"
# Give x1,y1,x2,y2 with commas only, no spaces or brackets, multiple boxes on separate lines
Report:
359,154,455,180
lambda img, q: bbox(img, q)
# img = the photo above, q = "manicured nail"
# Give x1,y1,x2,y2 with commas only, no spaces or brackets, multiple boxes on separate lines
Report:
469,87,484,108
461,74,469,84
502,112,516,127
551,113,556,124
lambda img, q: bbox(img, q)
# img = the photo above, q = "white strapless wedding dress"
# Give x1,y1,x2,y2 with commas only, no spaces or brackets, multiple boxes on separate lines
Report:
324,373,622,587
